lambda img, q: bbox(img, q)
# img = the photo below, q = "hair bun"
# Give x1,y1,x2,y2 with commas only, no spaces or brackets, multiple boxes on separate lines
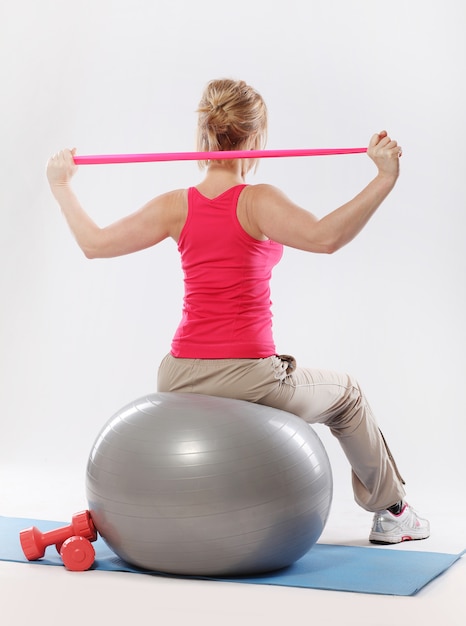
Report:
196,78,268,171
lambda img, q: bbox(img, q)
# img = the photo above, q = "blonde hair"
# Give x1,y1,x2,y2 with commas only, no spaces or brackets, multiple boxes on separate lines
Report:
196,78,268,175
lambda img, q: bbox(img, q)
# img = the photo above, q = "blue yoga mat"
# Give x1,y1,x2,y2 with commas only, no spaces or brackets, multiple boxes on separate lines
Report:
1,516,464,596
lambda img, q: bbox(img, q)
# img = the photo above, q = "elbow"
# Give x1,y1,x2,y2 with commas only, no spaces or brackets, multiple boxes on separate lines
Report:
79,232,105,259
301,239,340,254
322,230,353,254
81,244,101,259
309,223,344,254
319,237,342,255
322,241,339,255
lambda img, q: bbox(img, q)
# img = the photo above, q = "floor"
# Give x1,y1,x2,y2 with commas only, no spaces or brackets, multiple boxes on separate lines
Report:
1,465,465,626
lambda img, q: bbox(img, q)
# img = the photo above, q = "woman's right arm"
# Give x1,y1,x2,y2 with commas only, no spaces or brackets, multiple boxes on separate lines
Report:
47,149,183,258
251,131,401,254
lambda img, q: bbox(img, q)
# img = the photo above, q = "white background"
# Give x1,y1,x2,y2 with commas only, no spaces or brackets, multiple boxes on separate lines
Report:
1,1,465,624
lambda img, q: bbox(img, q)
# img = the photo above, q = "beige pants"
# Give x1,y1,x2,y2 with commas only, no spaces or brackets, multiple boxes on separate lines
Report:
157,353,406,512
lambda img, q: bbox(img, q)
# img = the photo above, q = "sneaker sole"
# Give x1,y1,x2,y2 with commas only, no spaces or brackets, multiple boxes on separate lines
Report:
369,533,430,545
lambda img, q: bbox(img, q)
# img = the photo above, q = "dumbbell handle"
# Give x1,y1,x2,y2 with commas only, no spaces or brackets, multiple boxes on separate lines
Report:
20,511,96,561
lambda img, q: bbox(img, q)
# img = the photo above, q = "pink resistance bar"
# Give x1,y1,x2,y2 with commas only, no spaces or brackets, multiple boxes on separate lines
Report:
73,147,367,165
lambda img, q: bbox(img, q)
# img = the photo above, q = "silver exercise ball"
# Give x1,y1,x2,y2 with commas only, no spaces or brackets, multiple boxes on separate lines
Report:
86,392,332,576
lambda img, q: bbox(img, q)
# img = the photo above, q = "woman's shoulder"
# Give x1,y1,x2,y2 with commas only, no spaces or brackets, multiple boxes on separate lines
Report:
243,183,289,204
143,189,189,215
155,188,188,202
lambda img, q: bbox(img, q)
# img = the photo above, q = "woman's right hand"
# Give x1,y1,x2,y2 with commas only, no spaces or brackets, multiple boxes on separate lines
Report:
46,148,78,188
367,131,401,180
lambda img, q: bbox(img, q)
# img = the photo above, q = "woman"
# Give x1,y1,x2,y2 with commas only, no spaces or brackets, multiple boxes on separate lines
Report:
47,78,429,544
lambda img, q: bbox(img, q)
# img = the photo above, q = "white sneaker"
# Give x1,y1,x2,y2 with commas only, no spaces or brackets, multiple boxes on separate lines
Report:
369,503,430,544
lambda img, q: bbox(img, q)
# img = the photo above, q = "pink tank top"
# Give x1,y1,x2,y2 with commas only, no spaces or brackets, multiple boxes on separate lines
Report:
171,184,283,358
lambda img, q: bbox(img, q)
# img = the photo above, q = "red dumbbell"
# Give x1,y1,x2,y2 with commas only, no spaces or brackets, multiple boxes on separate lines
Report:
59,536,96,571
20,511,97,561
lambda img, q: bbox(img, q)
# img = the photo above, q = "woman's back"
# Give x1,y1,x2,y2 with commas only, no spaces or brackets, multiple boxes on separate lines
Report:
171,184,283,359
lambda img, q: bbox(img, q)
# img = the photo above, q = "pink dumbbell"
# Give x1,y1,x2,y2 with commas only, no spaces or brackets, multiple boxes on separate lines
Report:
20,511,97,562
59,535,96,571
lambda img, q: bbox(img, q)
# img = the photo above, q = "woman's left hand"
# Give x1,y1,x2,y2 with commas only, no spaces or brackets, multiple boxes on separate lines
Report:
46,148,78,187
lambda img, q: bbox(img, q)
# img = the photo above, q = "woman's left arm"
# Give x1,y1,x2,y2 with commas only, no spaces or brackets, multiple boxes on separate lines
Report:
46,148,180,259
